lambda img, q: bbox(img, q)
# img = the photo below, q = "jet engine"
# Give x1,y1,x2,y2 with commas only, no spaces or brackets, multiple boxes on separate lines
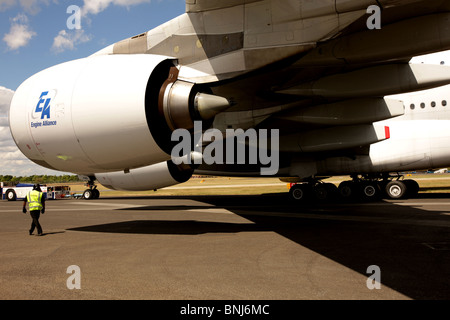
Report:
9,54,230,175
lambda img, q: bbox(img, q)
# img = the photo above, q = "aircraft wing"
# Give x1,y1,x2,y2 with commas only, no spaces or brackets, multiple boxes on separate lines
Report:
186,0,261,13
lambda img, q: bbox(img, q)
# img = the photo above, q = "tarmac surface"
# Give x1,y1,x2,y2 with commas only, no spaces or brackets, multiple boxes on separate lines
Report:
1,192,450,301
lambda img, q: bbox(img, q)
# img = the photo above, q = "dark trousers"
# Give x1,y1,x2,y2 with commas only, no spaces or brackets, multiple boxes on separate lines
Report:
29,210,43,235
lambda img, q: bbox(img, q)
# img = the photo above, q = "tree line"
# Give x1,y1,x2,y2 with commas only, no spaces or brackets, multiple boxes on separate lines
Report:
0,175,81,184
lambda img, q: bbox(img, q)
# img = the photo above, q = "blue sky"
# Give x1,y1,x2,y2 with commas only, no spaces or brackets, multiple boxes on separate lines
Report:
0,0,185,176
0,0,185,90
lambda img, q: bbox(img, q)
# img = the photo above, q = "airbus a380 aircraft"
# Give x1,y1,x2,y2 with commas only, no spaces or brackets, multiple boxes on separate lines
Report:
8,0,450,202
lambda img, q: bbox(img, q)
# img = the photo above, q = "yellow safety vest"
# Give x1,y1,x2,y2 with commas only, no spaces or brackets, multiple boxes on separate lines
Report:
27,190,43,211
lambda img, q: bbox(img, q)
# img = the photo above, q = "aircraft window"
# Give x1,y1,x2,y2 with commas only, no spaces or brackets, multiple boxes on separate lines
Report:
410,104,415,110
420,102,425,109
431,101,436,108
443,100,447,107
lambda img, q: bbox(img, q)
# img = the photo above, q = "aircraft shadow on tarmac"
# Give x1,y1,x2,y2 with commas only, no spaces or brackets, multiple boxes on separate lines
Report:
68,192,450,300
68,220,267,235
39,231,66,237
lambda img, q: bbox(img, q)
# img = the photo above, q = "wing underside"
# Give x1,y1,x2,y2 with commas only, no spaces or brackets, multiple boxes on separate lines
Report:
186,0,261,13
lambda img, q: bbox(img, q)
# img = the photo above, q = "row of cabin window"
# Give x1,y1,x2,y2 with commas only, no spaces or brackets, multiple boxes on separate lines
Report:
410,100,448,110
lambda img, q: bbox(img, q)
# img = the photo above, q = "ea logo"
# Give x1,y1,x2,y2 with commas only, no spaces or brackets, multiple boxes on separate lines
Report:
32,90,56,120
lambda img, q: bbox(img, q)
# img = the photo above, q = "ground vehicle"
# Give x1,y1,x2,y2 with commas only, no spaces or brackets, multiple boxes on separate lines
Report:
47,185,71,199
1,182,70,201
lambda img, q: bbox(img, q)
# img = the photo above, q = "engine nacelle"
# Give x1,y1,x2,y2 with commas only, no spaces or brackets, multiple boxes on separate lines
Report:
95,160,194,191
9,54,230,175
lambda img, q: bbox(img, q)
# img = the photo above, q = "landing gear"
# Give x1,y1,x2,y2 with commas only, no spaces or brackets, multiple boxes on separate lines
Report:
337,180,381,202
289,180,338,203
83,178,100,200
289,173,420,203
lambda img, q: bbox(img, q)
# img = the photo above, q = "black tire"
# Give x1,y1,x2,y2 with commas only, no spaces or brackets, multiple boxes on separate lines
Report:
377,180,389,198
338,181,356,201
360,181,380,201
5,189,16,201
289,184,310,203
385,181,407,199
83,189,94,200
92,188,100,199
314,183,338,202
403,180,419,198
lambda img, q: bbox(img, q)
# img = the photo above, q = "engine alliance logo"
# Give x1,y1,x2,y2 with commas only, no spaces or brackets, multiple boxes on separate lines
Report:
31,90,58,128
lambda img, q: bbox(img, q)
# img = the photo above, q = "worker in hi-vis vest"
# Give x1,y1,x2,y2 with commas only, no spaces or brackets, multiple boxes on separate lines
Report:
23,184,46,236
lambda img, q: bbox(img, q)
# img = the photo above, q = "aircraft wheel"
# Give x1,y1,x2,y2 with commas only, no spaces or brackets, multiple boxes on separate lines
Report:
314,183,338,202
83,189,94,200
338,181,356,201
403,180,419,198
360,182,380,201
385,181,406,199
313,184,328,202
377,180,389,198
92,188,100,199
289,184,310,203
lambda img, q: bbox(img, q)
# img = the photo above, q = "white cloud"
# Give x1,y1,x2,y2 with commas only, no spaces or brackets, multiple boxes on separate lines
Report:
0,86,27,174
48,0,151,53
3,14,36,51
82,0,151,15
19,0,46,15
0,85,14,112
0,0,54,14
57,0,151,52
0,158,63,176
0,86,15,148
0,0,15,12
51,29,91,53
0,142,24,160
0,86,13,132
